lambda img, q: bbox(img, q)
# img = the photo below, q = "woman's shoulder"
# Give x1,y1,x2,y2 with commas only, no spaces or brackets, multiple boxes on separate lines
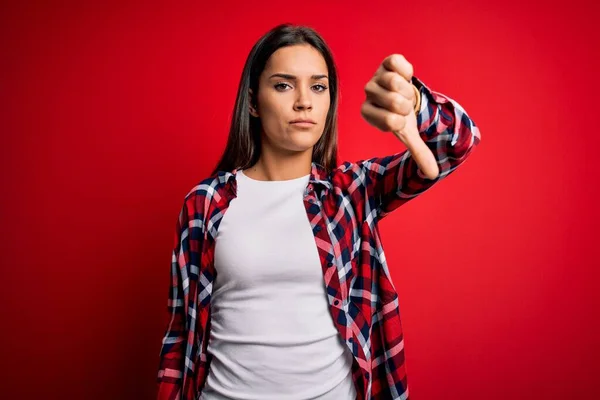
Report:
180,171,232,209
334,160,365,175
328,160,371,187
188,173,226,195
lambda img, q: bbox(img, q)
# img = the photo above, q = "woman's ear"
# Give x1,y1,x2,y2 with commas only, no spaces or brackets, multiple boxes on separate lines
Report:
248,88,259,117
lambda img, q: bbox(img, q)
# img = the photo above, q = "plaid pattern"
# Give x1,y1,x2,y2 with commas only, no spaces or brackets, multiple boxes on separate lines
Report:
157,76,481,400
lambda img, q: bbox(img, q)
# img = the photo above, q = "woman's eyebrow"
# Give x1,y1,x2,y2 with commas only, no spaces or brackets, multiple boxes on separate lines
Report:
268,73,329,80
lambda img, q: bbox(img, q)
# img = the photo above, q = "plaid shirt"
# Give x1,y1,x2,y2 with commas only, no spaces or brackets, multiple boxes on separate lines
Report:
157,76,481,400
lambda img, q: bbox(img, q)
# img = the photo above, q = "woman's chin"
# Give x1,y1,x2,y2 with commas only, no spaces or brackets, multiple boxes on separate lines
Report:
286,132,322,150
286,139,321,153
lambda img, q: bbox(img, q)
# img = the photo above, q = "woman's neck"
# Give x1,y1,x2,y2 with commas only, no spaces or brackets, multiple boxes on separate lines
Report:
244,148,313,181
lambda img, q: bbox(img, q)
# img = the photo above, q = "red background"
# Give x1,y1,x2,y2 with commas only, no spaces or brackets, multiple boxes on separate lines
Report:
1,1,599,399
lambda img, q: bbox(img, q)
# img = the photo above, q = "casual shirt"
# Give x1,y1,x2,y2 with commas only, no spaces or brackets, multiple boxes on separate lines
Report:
199,169,357,399
157,76,482,399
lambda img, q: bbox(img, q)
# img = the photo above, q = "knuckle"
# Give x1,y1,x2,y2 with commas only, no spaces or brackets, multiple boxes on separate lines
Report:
401,98,412,114
390,96,402,113
394,76,403,91
360,102,369,115
383,72,397,90
393,54,405,66
392,94,406,113
384,113,399,130
364,80,375,94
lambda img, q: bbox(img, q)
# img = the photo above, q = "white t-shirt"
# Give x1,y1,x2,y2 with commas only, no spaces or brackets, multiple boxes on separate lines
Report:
200,169,356,400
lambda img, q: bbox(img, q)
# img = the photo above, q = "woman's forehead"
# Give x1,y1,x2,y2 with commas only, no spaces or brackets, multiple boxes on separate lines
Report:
263,45,328,76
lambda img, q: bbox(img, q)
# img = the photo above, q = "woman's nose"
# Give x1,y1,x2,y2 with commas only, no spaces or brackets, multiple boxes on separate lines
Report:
294,88,312,110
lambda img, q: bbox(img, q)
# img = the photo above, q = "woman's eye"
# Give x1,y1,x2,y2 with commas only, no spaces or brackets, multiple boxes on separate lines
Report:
274,83,328,92
274,83,291,91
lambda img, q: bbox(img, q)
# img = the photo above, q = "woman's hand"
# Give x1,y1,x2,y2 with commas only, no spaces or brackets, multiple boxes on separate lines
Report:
361,54,439,180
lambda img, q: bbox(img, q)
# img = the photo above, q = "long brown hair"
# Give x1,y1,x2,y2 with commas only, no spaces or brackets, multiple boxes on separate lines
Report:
211,23,340,176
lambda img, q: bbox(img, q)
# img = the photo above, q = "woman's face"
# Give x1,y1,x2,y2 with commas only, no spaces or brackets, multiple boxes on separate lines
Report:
251,44,331,154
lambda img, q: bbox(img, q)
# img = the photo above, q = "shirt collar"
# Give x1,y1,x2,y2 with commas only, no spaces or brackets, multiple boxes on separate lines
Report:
309,161,333,190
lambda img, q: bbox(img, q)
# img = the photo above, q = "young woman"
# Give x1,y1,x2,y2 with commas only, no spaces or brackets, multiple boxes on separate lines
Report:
157,23,481,400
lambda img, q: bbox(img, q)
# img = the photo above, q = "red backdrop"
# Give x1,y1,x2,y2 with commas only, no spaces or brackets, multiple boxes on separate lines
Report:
2,1,599,399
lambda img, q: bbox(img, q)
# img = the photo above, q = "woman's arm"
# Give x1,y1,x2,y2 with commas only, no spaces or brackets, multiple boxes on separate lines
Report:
157,201,190,399
359,62,481,220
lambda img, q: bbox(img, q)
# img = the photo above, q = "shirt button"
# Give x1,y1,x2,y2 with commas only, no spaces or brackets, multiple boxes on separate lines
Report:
348,337,353,343
365,372,370,379
327,262,333,267
334,299,340,305
314,225,322,232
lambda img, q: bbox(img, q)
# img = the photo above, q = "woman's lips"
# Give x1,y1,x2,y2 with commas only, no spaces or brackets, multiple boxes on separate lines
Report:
290,121,316,128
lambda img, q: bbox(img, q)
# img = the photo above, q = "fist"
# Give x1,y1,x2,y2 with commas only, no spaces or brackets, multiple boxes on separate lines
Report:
361,54,440,180
361,54,418,140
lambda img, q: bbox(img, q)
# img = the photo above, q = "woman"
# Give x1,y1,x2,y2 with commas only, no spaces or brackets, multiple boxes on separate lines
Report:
157,23,481,400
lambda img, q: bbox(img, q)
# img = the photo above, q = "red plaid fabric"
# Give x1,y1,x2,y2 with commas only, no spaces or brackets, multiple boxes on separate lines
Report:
157,77,481,400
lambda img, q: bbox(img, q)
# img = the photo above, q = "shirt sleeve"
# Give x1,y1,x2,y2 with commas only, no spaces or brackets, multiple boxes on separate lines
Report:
359,76,482,220
157,200,190,400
